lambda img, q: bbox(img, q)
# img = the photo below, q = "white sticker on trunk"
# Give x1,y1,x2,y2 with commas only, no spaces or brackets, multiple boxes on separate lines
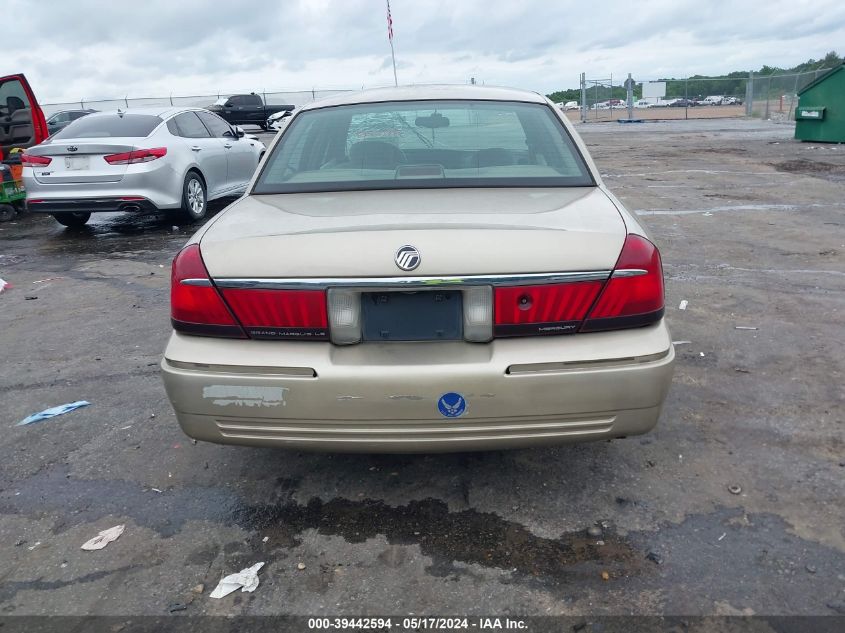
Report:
203,385,289,408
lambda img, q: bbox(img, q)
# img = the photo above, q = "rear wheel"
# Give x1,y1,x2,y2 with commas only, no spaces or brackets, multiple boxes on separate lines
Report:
53,212,91,227
179,172,207,222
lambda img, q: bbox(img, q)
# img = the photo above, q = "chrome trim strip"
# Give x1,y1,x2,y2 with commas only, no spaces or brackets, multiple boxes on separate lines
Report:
181,278,213,287
192,271,612,290
164,359,316,377
611,269,648,278
506,348,672,374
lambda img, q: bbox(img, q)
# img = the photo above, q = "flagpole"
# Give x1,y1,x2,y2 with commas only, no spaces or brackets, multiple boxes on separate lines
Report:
389,37,398,87
386,0,397,86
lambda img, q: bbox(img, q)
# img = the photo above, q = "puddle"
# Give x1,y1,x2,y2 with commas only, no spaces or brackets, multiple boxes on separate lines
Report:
2,199,234,259
40,211,216,257
235,497,640,580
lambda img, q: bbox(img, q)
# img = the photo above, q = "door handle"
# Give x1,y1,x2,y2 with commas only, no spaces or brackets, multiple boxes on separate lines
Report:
223,144,233,149
191,146,202,152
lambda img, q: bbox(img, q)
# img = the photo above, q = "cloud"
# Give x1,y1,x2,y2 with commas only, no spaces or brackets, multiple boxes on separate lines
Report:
3,0,843,105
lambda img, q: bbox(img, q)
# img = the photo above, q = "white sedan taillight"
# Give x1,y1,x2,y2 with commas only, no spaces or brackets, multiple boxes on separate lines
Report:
104,147,167,165
20,153,52,167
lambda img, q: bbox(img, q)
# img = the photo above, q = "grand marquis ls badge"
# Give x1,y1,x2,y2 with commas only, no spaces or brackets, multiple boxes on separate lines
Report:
394,245,421,271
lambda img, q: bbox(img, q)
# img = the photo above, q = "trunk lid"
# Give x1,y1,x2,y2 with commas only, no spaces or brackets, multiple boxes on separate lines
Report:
200,188,627,278
25,139,137,184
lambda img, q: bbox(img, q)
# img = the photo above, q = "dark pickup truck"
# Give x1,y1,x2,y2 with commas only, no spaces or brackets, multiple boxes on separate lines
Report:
206,93,294,130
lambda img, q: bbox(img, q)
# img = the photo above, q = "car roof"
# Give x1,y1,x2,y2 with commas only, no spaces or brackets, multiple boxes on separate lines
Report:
301,84,548,111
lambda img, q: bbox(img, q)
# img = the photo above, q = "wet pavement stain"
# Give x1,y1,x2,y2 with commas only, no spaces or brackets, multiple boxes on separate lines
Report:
234,497,641,583
11,200,233,258
772,159,845,183
0,566,136,604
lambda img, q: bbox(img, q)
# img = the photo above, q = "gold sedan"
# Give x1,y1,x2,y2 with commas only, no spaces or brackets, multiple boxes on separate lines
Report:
161,85,674,452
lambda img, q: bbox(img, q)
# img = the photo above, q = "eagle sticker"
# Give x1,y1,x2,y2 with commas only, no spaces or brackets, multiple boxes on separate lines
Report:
437,392,467,418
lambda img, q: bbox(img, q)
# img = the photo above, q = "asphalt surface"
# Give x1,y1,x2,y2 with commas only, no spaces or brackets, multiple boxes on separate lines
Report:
1,120,843,619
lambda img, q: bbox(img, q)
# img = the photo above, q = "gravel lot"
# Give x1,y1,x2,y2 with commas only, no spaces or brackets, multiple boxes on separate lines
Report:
1,119,843,619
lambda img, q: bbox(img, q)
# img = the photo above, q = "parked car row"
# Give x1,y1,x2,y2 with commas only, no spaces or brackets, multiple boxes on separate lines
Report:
631,95,744,108
6,74,678,453
569,96,745,111
555,101,579,111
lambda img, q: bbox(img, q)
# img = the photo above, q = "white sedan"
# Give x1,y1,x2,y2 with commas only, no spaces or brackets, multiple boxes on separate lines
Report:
22,107,265,227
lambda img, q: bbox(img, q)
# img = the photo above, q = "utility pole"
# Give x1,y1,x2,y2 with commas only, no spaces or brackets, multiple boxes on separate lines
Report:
580,73,587,123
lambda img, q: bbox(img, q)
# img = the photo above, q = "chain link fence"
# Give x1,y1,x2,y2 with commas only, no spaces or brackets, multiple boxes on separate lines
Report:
41,71,835,123
39,89,354,118
572,69,833,123
576,74,749,122
746,69,831,122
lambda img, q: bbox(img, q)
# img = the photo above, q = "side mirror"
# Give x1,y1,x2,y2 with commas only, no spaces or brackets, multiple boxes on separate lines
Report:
224,101,233,108
233,126,245,138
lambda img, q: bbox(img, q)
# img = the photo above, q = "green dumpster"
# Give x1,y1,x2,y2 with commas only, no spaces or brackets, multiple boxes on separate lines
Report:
794,63,845,143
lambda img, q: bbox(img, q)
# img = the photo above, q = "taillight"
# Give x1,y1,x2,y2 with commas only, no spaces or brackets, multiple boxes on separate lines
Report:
104,147,167,165
494,281,603,337
171,245,329,340
581,234,664,332
221,288,329,340
171,244,245,338
21,153,52,167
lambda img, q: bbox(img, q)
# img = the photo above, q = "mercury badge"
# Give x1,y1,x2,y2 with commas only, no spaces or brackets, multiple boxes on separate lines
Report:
394,245,421,271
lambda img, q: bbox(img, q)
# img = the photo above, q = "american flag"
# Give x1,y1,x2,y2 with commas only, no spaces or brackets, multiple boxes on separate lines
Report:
386,0,394,41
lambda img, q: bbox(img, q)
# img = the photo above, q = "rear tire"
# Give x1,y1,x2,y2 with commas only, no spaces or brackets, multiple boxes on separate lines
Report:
53,212,91,227
179,171,207,222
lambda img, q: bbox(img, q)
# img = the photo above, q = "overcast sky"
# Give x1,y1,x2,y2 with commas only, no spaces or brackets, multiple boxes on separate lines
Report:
4,0,844,104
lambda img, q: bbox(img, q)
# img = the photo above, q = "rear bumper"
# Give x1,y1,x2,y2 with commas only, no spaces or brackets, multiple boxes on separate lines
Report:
27,197,159,214
161,320,675,453
22,164,184,210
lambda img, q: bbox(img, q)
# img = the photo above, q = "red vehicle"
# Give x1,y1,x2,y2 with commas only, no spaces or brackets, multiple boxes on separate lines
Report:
0,73,48,159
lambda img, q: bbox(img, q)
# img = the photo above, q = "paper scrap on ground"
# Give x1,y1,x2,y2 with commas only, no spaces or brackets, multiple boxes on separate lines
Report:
81,524,125,550
0,278,10,293
16,401,90,426
678,300,688,310
209,562,265,598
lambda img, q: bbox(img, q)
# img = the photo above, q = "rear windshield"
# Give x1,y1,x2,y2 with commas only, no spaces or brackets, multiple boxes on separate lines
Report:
52,114,163,139
253,100,593,193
